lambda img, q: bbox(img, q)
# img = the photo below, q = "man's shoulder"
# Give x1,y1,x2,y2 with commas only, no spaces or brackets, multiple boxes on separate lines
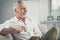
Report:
3,17,16,23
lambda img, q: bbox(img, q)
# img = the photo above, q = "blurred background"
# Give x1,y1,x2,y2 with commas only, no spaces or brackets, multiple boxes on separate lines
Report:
0,0,60,40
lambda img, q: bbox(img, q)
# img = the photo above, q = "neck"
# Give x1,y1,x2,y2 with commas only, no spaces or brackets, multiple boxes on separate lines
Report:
16,16,25,22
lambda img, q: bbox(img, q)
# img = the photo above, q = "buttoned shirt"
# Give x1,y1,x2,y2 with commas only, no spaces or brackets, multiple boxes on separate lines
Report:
0,17,42,40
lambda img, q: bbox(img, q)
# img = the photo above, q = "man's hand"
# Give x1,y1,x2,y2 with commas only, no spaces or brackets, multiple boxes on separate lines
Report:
15,25,25,32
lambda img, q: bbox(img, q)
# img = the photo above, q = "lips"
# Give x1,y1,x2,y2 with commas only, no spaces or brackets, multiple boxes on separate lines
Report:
19,14,26,18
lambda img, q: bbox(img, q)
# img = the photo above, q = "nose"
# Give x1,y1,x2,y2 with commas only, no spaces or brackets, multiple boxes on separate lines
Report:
24,9,27,12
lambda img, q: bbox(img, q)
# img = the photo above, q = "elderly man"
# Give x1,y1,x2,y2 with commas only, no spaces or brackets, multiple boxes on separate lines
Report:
0,0,59,40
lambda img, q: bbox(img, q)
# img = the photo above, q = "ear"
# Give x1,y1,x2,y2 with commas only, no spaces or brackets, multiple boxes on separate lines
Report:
15,9,17,13
14,8,17,13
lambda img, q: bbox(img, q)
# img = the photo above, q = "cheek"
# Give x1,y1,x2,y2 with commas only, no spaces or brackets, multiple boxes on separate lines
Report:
18,10,21,13
21,9,25,12
22,10,24,12
16,9,21,13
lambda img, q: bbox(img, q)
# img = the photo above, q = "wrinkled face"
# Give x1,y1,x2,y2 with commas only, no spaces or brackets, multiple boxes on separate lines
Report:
14,3,27,18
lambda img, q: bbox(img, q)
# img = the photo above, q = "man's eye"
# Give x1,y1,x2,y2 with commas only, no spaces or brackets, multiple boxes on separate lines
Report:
21,8,25,9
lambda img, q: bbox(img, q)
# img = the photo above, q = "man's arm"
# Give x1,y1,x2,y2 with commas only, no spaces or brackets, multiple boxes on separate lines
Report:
0,26,24,34
0,28,20,34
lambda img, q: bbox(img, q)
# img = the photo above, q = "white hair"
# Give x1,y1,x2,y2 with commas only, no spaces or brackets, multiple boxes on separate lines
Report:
13,0,23,11
13,3,18,11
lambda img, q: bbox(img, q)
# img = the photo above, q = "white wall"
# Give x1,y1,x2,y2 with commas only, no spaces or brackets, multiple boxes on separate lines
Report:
22,0,49,24
0,0,15,24
39,0,49,23
51,0,60,20
24,1,40,24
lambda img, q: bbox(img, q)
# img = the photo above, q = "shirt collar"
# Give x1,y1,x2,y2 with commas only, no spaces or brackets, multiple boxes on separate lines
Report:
14,16,19,21
13,16,30,22
14,16,27,21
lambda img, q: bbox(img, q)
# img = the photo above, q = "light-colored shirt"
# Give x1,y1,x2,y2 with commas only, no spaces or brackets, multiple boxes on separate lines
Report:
0,17,42,40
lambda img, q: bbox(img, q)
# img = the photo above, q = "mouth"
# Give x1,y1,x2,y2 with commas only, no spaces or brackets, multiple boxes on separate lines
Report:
19,15,26,18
